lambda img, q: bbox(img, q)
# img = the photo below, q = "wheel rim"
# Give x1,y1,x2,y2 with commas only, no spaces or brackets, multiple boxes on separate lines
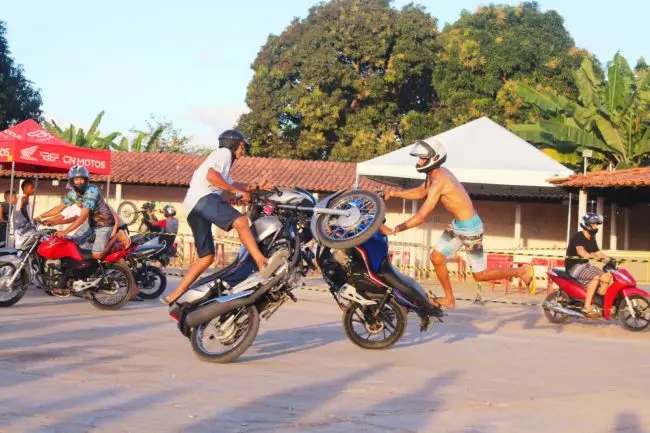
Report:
92,267,130,306
621,297,650,329
138,271,162,295
194,307,252,356
545,292,569,321
0,264,23,302
349,302,400,344
318,194,379,243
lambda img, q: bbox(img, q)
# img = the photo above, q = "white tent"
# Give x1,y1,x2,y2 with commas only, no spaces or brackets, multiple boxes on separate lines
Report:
356,116,574,189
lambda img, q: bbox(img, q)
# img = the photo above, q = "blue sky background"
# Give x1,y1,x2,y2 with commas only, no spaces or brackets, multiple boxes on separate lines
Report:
2,0,647,147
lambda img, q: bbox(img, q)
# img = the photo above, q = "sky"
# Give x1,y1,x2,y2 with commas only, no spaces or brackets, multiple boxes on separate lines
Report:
2,0,648,147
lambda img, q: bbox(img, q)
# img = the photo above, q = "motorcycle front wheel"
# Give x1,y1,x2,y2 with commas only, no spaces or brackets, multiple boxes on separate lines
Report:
88,262,137,310
0,263,28,307
315,190,385,249
117,201,139,226
618,295,650,332
342,296,407,350
190,305,260,363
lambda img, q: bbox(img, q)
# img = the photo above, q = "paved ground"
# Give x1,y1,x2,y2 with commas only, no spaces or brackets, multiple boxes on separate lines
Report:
1,277,650,433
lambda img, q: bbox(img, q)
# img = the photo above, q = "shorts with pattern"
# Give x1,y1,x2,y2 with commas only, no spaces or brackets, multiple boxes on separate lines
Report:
435,213,487,273
568,263,604,285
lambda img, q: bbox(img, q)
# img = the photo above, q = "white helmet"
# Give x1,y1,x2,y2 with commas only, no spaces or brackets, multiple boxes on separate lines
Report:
409,140,447,173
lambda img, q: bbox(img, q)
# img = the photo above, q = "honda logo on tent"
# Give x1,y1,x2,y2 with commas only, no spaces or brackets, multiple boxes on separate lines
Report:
27,130,54,141
20,145,38,161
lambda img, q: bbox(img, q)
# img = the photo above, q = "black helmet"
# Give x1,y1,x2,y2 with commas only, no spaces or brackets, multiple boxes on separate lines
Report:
141,202,155,211
580,212,603,235
162,204,176,217
409,140,447,173
218,129,250,159
67,165,90,194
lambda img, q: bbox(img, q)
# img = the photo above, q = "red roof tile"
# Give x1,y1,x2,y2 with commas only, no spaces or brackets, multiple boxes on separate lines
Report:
1,151,397,192
547,167,650,188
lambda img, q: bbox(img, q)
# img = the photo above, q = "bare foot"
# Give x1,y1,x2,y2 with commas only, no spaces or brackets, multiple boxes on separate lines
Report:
520,263,533,287
438,297,456,309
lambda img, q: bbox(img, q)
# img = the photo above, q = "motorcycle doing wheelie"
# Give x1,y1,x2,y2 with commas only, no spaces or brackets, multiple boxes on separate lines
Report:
169,187,385,363
542,259,650,332
0,224,137,309
316,227,445,350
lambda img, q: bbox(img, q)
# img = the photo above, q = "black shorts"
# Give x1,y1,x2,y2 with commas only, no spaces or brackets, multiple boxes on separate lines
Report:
187,194,242,258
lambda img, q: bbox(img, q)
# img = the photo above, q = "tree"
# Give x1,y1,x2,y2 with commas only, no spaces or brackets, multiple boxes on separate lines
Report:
237,0,439,161
432,2,585,132
43,111,121,149
511,53,650,169
0,20,43,130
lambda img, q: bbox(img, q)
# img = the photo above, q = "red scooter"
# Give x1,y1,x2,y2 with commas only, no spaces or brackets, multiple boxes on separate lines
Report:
543,259,650,331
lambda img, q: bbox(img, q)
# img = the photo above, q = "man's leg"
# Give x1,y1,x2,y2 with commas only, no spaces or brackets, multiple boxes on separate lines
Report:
472,266,532,284
232,216,268,272
164,213,214,305
430,228,464,308
582,275,601,315
597,272,612,296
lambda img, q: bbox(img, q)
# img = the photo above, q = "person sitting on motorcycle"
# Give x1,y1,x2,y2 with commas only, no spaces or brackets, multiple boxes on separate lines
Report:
140,202,163,233
162,130,270,306
35,166,122,260
565,213,612,318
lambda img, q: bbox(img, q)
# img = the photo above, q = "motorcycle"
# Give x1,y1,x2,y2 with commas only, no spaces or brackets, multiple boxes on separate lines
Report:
0,224,137,309
169,186,385,363
315,229,444,350
542,259,650,332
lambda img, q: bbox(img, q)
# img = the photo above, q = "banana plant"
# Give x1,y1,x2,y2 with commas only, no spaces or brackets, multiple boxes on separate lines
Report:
43,111,123,150
511,53,650,168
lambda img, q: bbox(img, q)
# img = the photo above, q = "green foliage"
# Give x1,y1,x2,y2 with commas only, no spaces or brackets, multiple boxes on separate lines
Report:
513,53,650,169
238,1,589,162
0,21,43,130
43,111,122,150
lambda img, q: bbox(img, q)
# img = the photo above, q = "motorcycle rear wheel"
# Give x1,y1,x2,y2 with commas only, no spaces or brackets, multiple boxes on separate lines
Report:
0,263,28,307
342,296,407,350
88,262,137,310
542,291,570,324
135,266,167,299
190,305,260,363
315,190,385,249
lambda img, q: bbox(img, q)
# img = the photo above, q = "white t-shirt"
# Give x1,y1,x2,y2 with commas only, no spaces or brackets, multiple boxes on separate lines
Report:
58,204,90,237
182,148,234,215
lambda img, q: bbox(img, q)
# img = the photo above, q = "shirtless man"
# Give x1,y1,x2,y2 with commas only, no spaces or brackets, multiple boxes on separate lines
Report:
381,140,534,309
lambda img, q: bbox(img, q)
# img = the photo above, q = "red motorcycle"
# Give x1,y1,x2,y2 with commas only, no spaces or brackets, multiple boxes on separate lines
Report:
543,259,650,332
0,226,136,309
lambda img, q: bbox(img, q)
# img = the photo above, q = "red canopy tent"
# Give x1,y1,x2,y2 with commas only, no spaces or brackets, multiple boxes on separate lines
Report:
0,119,112,244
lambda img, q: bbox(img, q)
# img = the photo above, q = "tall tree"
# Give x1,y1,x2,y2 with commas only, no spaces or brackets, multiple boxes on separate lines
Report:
238,0,439,161
511,53,650,169
0,20,43,130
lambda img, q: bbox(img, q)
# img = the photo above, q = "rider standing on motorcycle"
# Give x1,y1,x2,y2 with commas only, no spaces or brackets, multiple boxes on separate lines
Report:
566,213,612,318
380,140,534,309
162,130,269,306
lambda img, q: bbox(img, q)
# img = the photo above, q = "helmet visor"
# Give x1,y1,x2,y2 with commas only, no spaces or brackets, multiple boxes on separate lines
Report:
409,141,434,159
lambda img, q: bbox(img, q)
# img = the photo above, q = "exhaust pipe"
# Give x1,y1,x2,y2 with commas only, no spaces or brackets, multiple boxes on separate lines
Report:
542,302,584,318
185,273,285,328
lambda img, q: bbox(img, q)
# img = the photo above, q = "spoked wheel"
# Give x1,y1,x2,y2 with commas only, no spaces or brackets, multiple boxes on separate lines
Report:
542,291,571,324
618,295,650,332
88,262,136,310
0,263,28,307
135,266,167,299
117,201,139,226
342,297,407,350
190,305,260,363
315,190,385,249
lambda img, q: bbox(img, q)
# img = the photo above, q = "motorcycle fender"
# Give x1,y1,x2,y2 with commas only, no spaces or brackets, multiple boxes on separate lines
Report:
310,190,346,245
604,287,649,319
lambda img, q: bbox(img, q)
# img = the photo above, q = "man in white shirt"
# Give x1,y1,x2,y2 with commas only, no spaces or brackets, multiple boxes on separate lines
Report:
163,130,268,305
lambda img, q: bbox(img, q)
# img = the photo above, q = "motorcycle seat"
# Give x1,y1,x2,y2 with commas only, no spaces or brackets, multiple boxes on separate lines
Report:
0,247,19,255
377,258,441,316
78,248,95,260
552,268,581,284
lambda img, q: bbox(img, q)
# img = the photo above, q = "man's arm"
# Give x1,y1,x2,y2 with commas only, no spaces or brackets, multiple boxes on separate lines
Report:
392,183,443,234
575,246,608,260
19,196,30,220
35,203,67,221
207,168,246,196
57,208,90,236
387,183,427,201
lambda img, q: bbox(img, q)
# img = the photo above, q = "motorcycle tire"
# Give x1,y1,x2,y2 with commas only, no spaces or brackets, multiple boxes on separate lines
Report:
315,190,386,250
88,262,137,310
136,266,167,299
618,295,650,332
117,201,139,226
190,305,260,363
0,263,29,308
542,291,570,324
342,296,407,350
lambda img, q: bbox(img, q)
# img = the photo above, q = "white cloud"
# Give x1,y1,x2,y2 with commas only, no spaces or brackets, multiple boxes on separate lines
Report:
182,104,250,147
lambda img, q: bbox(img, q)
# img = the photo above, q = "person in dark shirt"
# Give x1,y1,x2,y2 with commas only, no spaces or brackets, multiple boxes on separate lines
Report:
566,213,611,318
